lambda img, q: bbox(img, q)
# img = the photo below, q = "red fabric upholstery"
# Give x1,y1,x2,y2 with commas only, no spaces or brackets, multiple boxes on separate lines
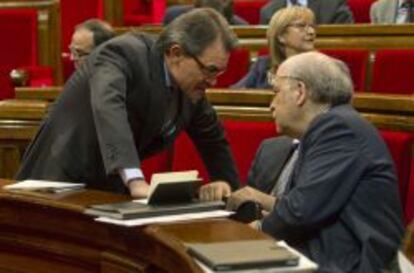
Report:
216,48,251,87
379,130,414,216
123,0,166,26
347,0,376,23
0,9,38,67
60,0,104,53
0,66,15,100
141,150,171,180
172,120,277,185
233,0,269,24
320,49,369,91
405,157,414,225
371,49,414,94
223,120,277,183
20,66,54,87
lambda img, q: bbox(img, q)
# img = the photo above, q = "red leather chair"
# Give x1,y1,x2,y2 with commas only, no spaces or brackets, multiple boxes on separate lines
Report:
216,48,251,88
371,49,414,94
347,0,376,23
233,0,269,24
141,150,171,180
123,0,166,26
320,49,369,91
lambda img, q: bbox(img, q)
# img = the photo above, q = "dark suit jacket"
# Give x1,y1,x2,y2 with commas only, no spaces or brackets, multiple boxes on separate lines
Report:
261,104,404,273
231,56,271,89
260,0,354,25
163,5,249,25
247,136,295,193
16,32,240,193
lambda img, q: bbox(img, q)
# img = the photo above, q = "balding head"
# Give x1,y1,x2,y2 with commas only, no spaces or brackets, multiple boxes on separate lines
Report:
280,51,353,106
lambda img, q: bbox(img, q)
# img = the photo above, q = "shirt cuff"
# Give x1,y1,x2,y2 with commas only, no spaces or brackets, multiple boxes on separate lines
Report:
119,168,145,186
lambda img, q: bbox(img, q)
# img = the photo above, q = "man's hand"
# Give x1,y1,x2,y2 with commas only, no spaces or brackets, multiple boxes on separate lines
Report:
226,186,276,211
199,181,231,202
128,179,150,199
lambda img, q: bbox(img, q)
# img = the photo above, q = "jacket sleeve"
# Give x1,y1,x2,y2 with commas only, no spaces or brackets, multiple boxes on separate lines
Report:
330,0,354,23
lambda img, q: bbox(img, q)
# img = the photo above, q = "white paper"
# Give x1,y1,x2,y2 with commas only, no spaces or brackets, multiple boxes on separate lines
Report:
398,250,414,273
196,241,318,273
3,180,84,192
95,210,233,227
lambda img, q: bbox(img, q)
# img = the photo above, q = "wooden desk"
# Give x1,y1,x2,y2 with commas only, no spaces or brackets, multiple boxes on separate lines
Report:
0,179,268,273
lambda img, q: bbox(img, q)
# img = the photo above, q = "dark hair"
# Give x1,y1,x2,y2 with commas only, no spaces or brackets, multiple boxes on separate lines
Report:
194,0,234,22
76,19,115,47
156,8,237,56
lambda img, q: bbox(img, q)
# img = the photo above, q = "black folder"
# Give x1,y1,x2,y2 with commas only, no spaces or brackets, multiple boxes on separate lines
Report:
187,240,299,271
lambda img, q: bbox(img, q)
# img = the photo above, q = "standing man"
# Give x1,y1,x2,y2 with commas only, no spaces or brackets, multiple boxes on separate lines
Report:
16,8,240,201
69,19,115,69
228,52,403,273
260,0,353,25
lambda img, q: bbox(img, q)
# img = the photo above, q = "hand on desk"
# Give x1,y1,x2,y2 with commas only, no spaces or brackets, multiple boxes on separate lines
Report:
226,186,276,212
199,181,231,202
128,179,150,198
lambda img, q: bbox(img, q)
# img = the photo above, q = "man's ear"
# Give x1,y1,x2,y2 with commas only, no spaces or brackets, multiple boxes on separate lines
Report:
295,81,307,107
166,44,184,62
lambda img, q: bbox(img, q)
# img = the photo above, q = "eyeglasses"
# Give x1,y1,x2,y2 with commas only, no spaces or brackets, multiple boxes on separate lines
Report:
287,22,316,32
69,46,90,60
267,72,303,92
190,54,226,78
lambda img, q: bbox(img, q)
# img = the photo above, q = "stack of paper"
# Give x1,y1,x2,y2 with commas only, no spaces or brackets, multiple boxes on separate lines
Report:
3,180,85,193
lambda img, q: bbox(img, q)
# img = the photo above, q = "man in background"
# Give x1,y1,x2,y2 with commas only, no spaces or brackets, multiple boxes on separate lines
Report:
260,0,353,25
371,0,414,24
69,19,115,68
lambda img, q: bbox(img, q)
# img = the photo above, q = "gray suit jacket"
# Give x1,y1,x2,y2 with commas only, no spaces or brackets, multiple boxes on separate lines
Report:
260,0,354,24
370,0,399,24
16,32,240,193
262,104,403,273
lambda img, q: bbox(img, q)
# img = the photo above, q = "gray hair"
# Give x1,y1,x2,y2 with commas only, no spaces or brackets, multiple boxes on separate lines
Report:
76,19,115,47
286,52,353,106
156,8,237,56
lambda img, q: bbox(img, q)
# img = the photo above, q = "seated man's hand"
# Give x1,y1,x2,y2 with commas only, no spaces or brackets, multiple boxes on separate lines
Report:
226,186,276,211
128,179,150,199
199,181,231,202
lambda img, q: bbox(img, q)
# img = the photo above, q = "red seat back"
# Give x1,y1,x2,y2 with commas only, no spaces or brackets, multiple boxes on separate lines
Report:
233,0,269,24
216,48,250,87
347,0,376,23
141,150,171,180
123,0,166,26
371,49,414,94
321,49,369,91
0,66,15,100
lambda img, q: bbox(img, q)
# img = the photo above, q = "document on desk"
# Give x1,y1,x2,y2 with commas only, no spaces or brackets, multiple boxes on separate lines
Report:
95,210,233,227
3,180,85,193
195,241,318,273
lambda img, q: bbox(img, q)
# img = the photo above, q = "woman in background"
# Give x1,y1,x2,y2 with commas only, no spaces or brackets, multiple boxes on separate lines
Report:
232,6,316,89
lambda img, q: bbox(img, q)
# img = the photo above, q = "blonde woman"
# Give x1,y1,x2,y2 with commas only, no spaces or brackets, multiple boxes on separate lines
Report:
232,6,316,89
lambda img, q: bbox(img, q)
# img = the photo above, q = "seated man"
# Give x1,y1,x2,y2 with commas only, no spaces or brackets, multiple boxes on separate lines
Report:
227,52,404,273
260,0,353,25
69,19,115,69
371,0,414,24
163,0,248,25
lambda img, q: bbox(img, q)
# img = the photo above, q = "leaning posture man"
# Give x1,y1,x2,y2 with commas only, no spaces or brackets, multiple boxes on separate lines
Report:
16,8,240,200
228,52,404,273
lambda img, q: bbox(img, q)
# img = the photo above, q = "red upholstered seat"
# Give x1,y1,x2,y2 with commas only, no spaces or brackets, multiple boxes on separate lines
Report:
123,0,166,26
233,0,269,24
141,150,171,180
0,66,15,100
320,49,369,91
371,49,414,94
380,130,414,224
172,120,277,185
347,0,376,23
216,48,251,87
0,9,38,67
